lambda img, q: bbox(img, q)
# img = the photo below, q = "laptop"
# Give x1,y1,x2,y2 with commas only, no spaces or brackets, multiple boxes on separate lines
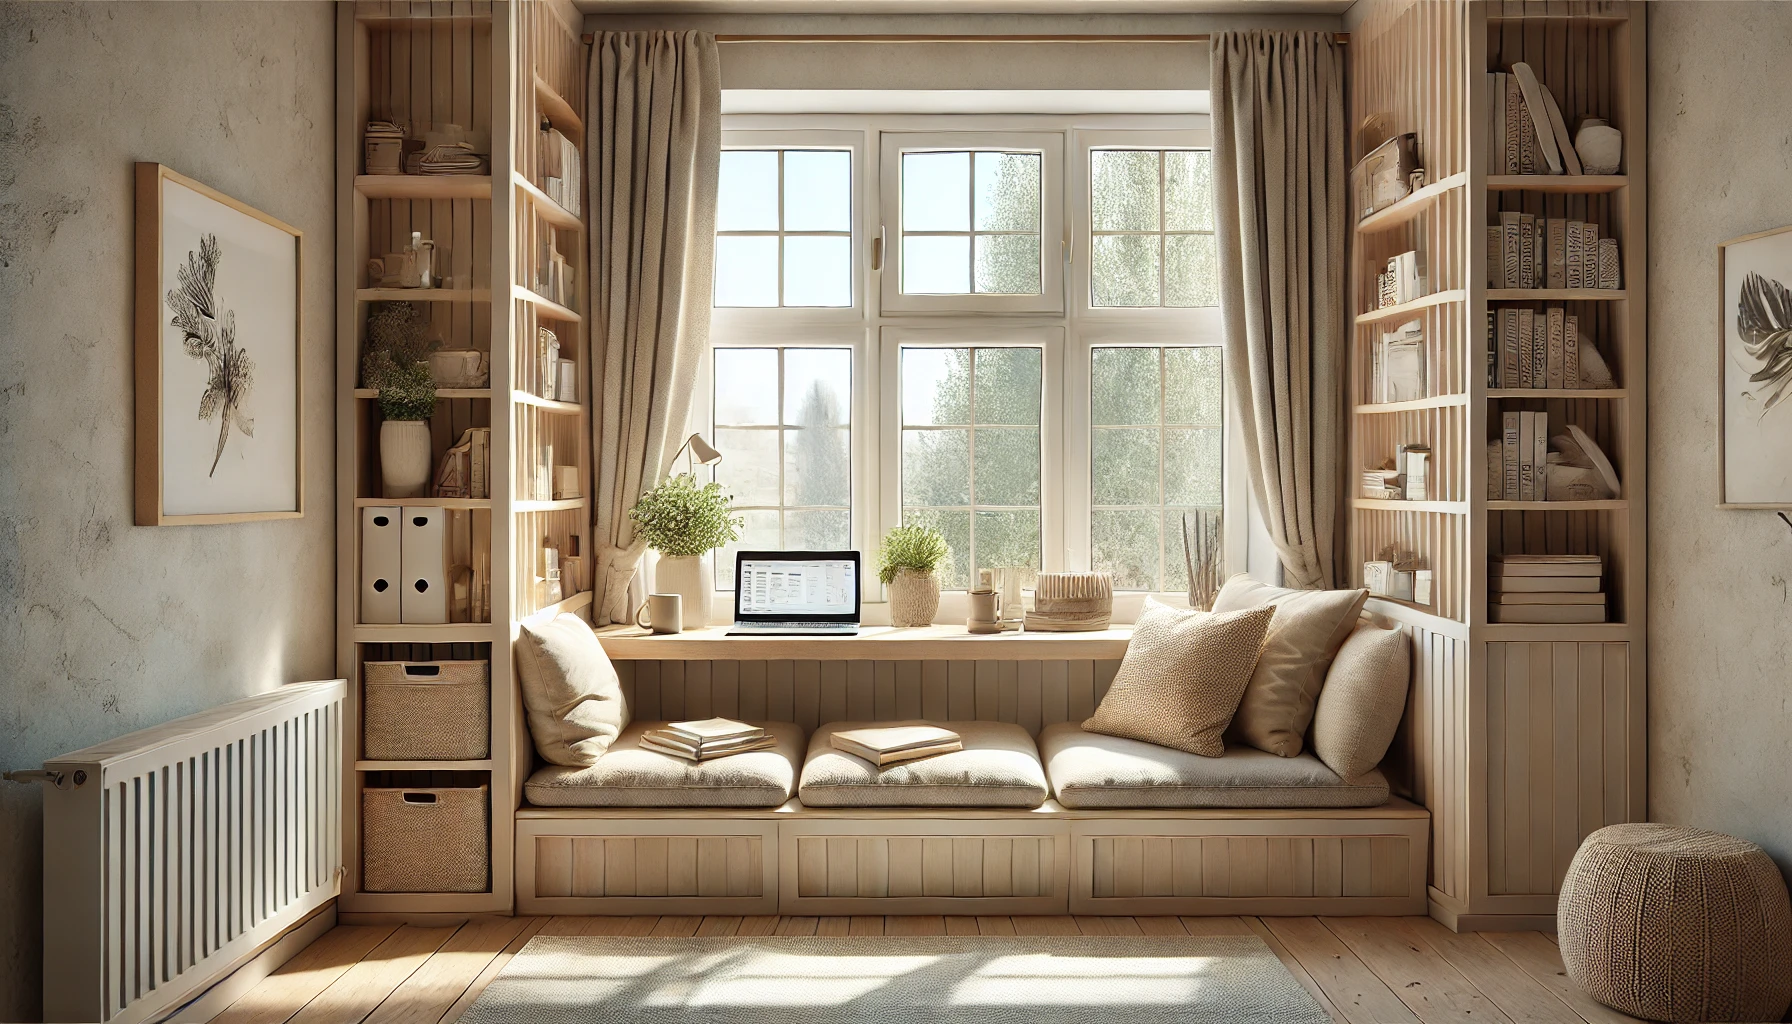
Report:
727,550,861,636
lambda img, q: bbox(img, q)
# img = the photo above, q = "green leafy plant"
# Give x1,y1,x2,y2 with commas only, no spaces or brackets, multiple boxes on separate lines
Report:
876,524,950,585
629,473,743,557
361,301,437,421
372,359,437,421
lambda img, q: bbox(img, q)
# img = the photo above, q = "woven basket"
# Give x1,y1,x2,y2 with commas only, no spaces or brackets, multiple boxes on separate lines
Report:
362,785,489,893
363,661,489,760
888,569,940,627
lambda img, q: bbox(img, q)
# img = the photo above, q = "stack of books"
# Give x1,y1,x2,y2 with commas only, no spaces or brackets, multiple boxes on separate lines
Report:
1487,213,1620,291
1369,319,1427,403
641,718,775,762
1495,410,1551,501
830,724,963,766
1490,555,1606,623
1487,62,1580,176
1376,250,1425,308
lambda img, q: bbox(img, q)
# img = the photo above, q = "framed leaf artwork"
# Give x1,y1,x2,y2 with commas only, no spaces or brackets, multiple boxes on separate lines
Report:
134,163,303,524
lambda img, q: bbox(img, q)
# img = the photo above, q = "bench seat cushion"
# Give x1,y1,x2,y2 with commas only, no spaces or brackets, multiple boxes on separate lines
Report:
524,721,804,808
1039,722,1390,809
800,720,1049,809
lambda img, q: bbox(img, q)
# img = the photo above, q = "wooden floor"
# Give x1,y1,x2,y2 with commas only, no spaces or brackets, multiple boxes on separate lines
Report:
208,914,1644,1024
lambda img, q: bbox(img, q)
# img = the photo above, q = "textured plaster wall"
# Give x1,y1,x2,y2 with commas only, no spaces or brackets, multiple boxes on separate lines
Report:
1648,2,1792,873
0,3,335,1018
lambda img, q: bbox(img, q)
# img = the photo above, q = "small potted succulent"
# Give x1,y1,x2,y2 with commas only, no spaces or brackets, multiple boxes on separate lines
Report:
629,473,742,629
362,302,437,498
878,524,950,627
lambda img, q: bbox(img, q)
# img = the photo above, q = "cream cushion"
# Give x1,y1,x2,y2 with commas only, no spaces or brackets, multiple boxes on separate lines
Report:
514,613,630,766
1039,722,1390,809
1081,600,1275,757
1213,575,1368,758
1311,622,1411,781
525,720,803,807
800,720,1049,808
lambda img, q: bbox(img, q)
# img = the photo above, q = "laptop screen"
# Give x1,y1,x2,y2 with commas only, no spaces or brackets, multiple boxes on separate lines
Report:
734,551,860,622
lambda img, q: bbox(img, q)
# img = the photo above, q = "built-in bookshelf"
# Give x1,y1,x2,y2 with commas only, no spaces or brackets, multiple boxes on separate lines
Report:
334,0,588,916
1345,0,1645,930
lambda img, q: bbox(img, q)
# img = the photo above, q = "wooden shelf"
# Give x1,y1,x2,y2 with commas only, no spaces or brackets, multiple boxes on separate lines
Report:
1355,289,1467,325
1354,172,1468,233
355,760,494,772
352,622,497,643
523,590,594,623
534,74,582,134
513,391,581,414
1487,289,1627,301
514,498,585,513
1352,498,1470,514
593,623,1135,662
356,288,491,303
1485,499,1628,510
354,388,492,400
352,496,491,509
514,285,581,322
513,173,582,231
1487,388,1627,399
355,174,492,200
1486,175,1628,193
1355,394,1469,414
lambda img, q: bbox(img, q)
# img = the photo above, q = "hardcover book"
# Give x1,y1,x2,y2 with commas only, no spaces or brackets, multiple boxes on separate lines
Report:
1565,314,1581,386
1598,237,1621,289
1547,307,1566,389
1566,220,1585,289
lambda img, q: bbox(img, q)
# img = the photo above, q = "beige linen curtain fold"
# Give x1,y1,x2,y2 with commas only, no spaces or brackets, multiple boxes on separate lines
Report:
1211,31,1348,591
588,31,722,625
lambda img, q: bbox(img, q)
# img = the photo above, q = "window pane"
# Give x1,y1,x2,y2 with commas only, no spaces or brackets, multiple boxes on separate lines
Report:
786,508,850,550
902,429,970,506
783,150,851,232
1164,346,1223,426
974,233,1041,294
783,235,852,307
786,426,851,506
1092,427,1160,506
718,151,779,231
1091,234,1161,307
901,347,970,426
1164,150,1214,232
1091,150,1160,232
714,508,780,591
902,151,970,231
1092,509,1159,591
1165,427,1223,507
974,152,1041,231
975,509,1040,586
712,428,780,505
973,347,1041,425
1165,232,1219,308
713,348,779,425
902,234,971,294
974,428,1040,506
784,348,852,425
1091,347,1161,426
714,235,779,307
903,508,970,590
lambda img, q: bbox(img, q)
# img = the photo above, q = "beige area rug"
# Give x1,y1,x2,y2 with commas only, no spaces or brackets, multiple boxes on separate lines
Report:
456,935,1331,1023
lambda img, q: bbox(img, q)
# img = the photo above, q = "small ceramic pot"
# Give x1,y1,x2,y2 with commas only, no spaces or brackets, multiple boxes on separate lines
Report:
653,554,712,630
379,419,432,498
889,568,941,627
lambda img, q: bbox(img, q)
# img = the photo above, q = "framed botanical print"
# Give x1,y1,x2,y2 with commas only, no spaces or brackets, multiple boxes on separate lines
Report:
134,163,303,524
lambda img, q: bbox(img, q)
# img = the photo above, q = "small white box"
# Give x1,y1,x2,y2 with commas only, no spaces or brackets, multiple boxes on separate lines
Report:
554,465,581,500
557,359,577,402
400,506,449,624
360,506,402,623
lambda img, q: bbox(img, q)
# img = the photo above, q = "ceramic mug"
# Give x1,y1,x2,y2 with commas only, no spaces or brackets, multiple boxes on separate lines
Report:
635,593,683,635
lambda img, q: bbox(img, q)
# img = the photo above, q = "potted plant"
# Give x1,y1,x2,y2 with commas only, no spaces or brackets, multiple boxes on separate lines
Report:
362,302,437,498
629,473,742,629
878,524,950,627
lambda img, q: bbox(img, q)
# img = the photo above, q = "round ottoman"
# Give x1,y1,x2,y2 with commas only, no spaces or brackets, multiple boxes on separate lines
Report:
1558,823,1792,1022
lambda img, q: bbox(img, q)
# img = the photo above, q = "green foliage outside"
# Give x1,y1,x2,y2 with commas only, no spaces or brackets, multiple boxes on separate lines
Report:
631,473,743,557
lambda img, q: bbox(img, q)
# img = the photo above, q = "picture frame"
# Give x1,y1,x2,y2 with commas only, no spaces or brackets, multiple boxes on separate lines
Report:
134,163,303,524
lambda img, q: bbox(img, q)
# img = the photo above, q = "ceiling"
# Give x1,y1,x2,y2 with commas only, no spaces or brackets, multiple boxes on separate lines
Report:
575,0,1354,14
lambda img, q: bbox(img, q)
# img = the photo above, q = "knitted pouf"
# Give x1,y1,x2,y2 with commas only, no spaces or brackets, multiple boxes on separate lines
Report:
1557,823,1792,1022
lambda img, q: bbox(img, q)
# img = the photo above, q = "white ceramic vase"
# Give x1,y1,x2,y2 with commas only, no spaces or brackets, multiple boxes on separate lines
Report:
653,554,712,630
380,420,433,498
888,568,941,627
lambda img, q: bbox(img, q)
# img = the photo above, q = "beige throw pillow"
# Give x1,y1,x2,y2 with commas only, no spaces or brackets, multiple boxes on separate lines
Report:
515,613,630,766
1213,575,1368,757
1311,622,1411,781
1082,599,1274,757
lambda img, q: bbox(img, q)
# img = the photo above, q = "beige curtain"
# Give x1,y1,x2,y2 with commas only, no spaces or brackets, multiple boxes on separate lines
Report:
588,31,722,625
1211,31,1347,590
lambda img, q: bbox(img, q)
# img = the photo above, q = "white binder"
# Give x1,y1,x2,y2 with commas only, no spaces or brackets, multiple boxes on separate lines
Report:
400,506,449,624
360,506,402,623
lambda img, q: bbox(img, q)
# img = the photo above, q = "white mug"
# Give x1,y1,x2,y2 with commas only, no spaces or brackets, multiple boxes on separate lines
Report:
635,593,683,635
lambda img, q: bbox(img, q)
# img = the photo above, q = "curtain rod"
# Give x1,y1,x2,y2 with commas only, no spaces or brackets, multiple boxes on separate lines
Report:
582,32,1348,44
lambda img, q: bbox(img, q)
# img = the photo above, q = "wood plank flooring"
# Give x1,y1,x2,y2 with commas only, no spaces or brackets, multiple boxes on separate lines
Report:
210,915,1641,1024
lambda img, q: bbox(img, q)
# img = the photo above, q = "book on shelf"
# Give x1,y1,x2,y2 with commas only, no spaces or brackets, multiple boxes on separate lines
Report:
831,724,964,766
1598,237,1621,289
1531,312,1547,391
1494,591,1604,604
1511,63,1563,173
1492,553,1602,576
1492,573,1601,592
1502,411,1521,499
1489,602,1607,624
1546,308,1566,388
1515,308,1533,386
1489,552,1607,623
1546,218,1567,289
1488,64,1580,175
1399,444,1432,502
1582,222,1600,287
1564,314,1582,386
1491,217,1620,290
1373,319,1427,403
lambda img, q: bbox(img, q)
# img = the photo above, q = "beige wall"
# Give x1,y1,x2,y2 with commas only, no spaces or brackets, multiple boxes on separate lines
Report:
1648,1,1792,874
0,2,336,1018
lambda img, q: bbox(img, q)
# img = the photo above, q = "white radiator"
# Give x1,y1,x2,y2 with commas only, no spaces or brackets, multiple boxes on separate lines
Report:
38,679,346,1024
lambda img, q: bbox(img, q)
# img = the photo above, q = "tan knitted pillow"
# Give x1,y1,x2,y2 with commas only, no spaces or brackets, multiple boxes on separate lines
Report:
1310,622,1410,781
1082,599,1274,757
515,613,630,766
1213,575,1368,757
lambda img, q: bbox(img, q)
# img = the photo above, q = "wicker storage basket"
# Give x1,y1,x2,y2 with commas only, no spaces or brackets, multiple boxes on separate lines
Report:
363,661,489,760
362,785,489,892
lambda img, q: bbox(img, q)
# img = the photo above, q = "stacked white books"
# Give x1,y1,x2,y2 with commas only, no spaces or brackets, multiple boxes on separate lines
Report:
1490,555,1607,623
1487,214,1620,291
641,718,775,762
830,724,963,766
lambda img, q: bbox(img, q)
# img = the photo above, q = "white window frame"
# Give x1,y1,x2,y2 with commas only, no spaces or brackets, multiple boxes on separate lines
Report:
879,131,1066,315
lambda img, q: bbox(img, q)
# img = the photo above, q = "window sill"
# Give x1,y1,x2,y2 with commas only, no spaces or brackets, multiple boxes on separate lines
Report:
592,623,1133,661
